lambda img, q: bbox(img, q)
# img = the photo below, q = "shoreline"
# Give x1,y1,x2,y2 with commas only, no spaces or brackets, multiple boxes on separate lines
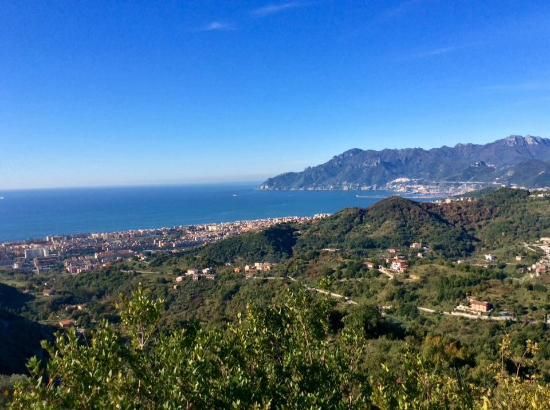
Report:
1,214,330,247
1,214,331,274
0,187,397,244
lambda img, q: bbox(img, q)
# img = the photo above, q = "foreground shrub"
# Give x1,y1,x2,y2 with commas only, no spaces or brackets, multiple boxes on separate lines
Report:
10,287,550,409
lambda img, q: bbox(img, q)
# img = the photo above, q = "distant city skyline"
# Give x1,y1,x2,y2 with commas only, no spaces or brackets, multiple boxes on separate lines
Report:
2,1,550,190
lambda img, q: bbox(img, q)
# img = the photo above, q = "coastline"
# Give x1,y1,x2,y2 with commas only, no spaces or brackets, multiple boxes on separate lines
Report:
1,214,329,247
0,186,396,243
0,214,331,274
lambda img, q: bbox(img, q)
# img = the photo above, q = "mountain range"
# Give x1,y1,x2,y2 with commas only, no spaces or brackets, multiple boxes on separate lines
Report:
260,135,550,190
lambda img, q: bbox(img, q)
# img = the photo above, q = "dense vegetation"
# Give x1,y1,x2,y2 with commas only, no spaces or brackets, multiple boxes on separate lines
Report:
295,197,474,258
181,224,299,266
9,288,550,409
432,188,550,249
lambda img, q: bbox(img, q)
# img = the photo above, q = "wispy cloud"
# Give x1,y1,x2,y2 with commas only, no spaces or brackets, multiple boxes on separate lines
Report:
411,46,459,59
393,45,459,62
251,2,305,18
399,41,485,61
198,21,235,32
378,0,427,22
196,2,308,33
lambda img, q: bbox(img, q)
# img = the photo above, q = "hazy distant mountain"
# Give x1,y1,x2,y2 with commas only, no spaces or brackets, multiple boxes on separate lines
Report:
260,136,550,190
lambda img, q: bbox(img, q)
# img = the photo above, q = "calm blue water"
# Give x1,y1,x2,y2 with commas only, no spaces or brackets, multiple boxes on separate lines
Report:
0,184,399,243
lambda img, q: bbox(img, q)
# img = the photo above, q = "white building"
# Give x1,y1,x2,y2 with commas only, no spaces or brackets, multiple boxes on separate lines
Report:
24,247,49,259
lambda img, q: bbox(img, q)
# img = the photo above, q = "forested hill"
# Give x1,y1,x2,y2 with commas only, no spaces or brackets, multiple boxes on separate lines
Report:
294,188,548,258
261,135,550,190
177,188,549,264
168,224,299,267
294,197,474,258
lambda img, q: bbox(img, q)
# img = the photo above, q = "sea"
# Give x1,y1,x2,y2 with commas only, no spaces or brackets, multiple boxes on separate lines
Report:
0,184,422,243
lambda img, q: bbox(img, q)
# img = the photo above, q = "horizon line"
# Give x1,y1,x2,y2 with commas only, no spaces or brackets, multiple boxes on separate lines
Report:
0,179,266,193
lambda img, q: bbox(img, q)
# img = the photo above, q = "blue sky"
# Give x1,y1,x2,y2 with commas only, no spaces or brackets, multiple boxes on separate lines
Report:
1,0,550,189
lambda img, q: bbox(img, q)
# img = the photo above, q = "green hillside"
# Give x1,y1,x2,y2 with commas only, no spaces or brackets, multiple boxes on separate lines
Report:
157,223,300,267
163,188,547,265
296,197,474,257
432,188,550,249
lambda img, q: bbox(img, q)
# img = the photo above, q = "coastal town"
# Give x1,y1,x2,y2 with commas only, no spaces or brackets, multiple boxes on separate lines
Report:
264,178,550,198
0,215,329,275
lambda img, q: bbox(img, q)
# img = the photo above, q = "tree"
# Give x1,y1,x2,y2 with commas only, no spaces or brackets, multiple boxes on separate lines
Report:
10,288,550,409
10,288,371,409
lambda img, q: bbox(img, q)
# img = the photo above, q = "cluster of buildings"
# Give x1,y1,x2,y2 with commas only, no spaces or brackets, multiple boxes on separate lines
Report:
389,257,409,274
365,242,436,277
176,268,216,282
529,191,550,199
268,179,489,197
0,216,326,275
64,250,137,274
385,244,428,273
173,261,278,284
527,238,550,278
4,245,61,274
233,262,276,277
364,244,432,278
385,179,485,197
434,196,476,205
